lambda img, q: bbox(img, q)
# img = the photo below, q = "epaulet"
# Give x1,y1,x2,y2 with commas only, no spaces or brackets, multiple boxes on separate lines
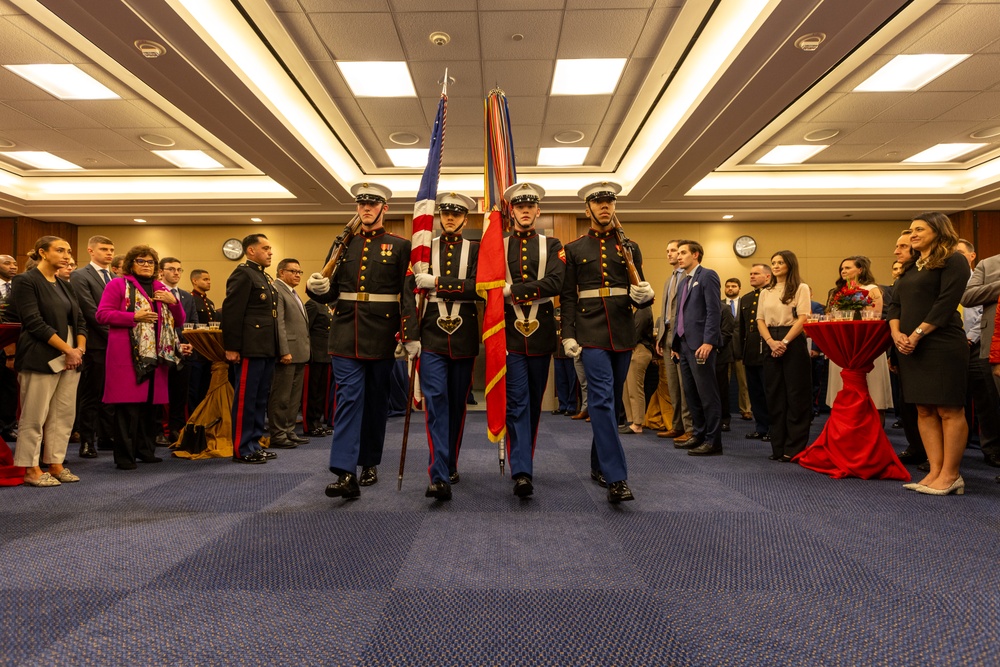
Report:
386,232,407,241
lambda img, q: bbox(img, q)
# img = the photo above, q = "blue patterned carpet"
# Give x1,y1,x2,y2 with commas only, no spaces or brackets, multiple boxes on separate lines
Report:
2,412,998,666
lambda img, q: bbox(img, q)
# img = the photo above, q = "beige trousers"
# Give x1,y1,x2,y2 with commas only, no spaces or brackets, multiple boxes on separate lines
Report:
14,370,81,467
624,344,653,425
731,361,751,414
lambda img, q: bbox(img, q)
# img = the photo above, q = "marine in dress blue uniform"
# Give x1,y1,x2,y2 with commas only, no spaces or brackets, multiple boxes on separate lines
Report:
501,182,565,498
560,182,655,503
414,192,482,501
221,235,280,464
306,183,418,499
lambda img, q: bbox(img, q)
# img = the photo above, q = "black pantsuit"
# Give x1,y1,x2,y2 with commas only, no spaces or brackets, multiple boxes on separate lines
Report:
763,327,812,458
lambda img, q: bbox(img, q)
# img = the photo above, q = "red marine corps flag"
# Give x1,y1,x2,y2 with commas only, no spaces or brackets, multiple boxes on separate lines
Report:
478,88,516,470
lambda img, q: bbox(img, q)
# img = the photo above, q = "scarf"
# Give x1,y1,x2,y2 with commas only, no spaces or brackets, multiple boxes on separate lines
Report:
127,279,180,383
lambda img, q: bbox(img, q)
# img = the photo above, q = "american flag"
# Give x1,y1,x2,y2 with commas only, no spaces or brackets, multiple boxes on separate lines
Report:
410,80,447,276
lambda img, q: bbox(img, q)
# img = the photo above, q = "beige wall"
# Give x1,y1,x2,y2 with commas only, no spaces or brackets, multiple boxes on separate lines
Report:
78,218,906,304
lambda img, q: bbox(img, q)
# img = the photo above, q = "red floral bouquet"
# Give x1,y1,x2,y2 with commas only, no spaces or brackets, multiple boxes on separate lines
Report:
829,281,873,311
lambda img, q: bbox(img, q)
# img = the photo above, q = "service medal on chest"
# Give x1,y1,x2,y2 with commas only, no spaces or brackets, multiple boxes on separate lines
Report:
380,243,392,257
514,318,539,337
437,315,463,335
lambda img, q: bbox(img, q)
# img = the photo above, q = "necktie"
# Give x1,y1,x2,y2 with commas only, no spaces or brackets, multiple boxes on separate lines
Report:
172,288,180,303
2,283,8,298
100,268,111,284
731,299,737,316
676,276,692,338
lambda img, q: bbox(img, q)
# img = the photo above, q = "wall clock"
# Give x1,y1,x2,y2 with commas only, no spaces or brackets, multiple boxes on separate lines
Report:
733,235,757,258
222,238,244,260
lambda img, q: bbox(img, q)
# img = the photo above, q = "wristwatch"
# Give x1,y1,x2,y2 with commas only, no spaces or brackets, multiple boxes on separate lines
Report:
914,327,925,337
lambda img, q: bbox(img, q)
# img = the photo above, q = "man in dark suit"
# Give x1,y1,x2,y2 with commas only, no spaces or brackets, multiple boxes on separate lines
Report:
738,263,772,442
670,240,723,456
158,257,197,444
303,297,333,436
268,258,311,448
0,254,18,442
69,235,116,458
188,269,218,409
222,234,280,464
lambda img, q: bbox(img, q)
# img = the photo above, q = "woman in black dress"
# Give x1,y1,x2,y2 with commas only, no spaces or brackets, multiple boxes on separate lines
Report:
888,212,968,495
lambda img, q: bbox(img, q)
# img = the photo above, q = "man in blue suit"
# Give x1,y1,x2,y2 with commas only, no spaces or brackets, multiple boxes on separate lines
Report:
670,240,723,456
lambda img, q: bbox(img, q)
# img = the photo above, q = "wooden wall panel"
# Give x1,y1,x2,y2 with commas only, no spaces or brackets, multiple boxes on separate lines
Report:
972,211,1000,260
14,217,76,266
0,218,14,256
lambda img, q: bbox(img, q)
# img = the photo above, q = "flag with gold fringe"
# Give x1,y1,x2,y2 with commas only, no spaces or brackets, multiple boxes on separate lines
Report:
477,88,516,446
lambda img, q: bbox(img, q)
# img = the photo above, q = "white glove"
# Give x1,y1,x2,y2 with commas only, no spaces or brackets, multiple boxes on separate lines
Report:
563,338,581,358
404,340,421,359
307,272,330,295
503,284,512,297
394,342,407,360
414,273,437,290
630,281,654,304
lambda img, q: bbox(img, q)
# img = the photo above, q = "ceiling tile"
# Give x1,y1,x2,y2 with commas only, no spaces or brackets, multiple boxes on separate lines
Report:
74,100,173,129
0,0,25,14
544,96,611,125
3,14,86,63
509,124,542,145
809,94,904,123
584,145,609,164
503,97,547,125
56,151,129,169
440,147,483,167
874,91,974,122
900,120,987,145
835,122,919,145
478,0,563,9
299,0,389,11
127,128,208,150
882,5,961,55
935,92,1000,121
390,0,477,11
276,12,331,61
3,100,104,129
481,61,552,97
591,122,620,148
922,54,1000,93
558,10,647,59
309,13,404,60
409,60,482,98
265,0,302,11
102,150,193,169
603,94,635,127
903,4,1000,54
358,98,428,128
0,16,63,63
332,96,371,129
567,0,654,8
436,124,482,150
2,128,111,152
0,68,58,101
311,61,355,98
0,103,47,130
373,124,429,147
806,144,889,164
396,12,480,62
633,8,680,59
420,95,483,126
479,12,561,60
538,124,600,146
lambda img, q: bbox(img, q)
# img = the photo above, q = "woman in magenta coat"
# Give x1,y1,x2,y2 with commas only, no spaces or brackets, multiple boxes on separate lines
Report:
97,245,185,469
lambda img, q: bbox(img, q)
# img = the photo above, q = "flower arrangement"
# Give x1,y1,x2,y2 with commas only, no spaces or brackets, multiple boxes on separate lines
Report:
829,281,873,311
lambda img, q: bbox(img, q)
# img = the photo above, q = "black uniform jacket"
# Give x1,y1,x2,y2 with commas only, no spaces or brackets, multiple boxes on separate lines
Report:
560,228,651,351
304,298,333,363
417,233,482,359
192,289,219,324
221,260,279,358
505,229,564,356
717,300,737,365
738,287,768,366
306,227,418,360
12,269,88,374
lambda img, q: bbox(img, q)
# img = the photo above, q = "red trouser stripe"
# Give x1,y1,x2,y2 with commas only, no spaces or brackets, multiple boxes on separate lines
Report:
233,360,250,455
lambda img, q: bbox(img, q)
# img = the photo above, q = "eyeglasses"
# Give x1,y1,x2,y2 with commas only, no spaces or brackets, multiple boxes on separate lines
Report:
133,259,156,266
283,269,304,275
162,267,183,273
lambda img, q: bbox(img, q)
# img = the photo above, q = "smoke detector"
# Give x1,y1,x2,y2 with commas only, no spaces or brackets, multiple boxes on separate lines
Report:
134,40,167,58
429,32,450,47
794,33,825,52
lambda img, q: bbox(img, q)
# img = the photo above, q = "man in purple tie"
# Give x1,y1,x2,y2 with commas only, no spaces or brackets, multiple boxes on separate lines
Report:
723,278,752,421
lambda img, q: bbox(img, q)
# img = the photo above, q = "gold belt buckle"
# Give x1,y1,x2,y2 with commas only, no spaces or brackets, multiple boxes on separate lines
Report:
599,287,611,297
356,292,369,302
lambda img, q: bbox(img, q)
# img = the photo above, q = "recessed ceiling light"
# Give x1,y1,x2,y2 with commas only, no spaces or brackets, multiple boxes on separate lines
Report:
554,130,585,144
386,148,429,168
971,126,1000,140
152,150,223,169
134,218,147,223
903,143,987,163
336,62,417,97
389,132,420,146
537,147,589,166
551,59,627,96
0,151,83,170
140,134,176,147
250,217,262,222
803,128,839,142
853,54,970,92
3,64,120,100
722,214,734,219
755,145,828,164
512,34,524,42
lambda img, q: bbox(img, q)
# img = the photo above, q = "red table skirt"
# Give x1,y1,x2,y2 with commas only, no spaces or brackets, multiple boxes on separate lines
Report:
799,321,910,481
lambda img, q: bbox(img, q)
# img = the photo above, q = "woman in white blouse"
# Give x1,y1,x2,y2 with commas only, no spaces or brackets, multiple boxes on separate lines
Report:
756,250,812,461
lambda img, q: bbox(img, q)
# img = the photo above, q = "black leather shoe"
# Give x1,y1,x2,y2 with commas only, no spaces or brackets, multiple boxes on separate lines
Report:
425,480,452,500
359,466,378,486
234,451,267,464
79,442,98,458
745,431,765,440
780,455,793,462
768,454,782,461
675,438,703,450
688,443,722,456
268,439,298,449
449,471,460,484
326,473,360,499
289,434,310,444
891,420,902,429
1,428,18,441
761,434,772,442
985,454,1000,468
590,470,607,488
513,475,533,497
137,454,163,463
116,461,137,470
607,480,634,503
551,409,566,415
260,449,277,460
917,461,930,472
155,433,170,446
897,449,927,464
721,421,731,432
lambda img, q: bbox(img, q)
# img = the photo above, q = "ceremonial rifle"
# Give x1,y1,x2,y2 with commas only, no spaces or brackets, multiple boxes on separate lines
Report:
319,213,362,279
611,214,641,286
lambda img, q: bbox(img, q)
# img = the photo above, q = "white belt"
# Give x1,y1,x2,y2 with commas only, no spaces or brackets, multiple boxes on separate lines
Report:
579,287,628,299
339,292,399,303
